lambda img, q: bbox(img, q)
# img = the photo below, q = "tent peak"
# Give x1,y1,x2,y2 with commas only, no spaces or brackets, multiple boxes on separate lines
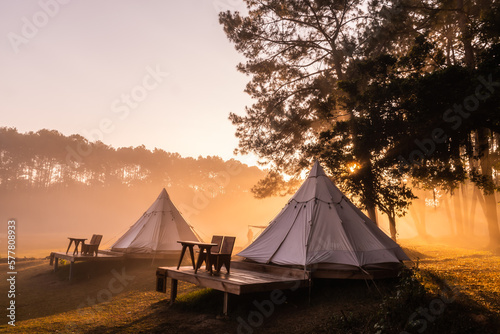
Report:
158,188,169,199
308,160,327,178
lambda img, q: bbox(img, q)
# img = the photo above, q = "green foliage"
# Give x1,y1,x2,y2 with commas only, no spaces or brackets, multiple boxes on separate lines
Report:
220,0,500,242
221,0,423,238
174,288,222,313
220,0,371,174
373,267,427,333
251,171,301,198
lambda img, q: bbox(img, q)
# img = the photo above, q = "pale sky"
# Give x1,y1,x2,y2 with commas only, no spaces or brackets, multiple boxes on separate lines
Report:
0,0,258,165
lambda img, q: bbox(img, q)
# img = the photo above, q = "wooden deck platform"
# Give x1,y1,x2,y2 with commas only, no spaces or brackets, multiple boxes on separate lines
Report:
49,251,124,280
156,261,310,314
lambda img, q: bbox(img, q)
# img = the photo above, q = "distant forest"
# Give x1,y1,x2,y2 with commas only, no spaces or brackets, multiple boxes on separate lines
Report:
0,127,263,194
0,127,288,255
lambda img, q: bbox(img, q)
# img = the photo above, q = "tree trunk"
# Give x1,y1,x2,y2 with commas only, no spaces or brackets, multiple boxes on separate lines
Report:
355,155,379,227
478,129,500,248
461,183,471,234
366,204,378,226
453,189,464,236
443,195,455,235
468,185,479,235
483,193,500,248
419,200,427,237
410,202,427,238
456,0,475,69
388,214,397,241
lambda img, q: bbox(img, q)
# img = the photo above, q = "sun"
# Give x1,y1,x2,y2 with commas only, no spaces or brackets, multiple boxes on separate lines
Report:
348,162,360,173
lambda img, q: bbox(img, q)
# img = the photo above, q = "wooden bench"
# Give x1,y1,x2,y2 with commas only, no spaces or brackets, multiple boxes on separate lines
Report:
81,234,103,256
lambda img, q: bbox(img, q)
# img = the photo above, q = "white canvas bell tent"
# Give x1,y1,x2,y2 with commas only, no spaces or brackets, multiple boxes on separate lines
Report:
238,161,409,278
111,188,199,257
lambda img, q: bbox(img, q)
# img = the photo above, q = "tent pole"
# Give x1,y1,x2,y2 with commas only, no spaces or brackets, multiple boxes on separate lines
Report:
306,265,312,305
190,225,204,243
308,277,312,305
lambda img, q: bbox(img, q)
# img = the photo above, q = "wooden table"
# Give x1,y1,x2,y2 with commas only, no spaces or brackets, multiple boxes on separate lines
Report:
66,237,87,255
176,241,218,274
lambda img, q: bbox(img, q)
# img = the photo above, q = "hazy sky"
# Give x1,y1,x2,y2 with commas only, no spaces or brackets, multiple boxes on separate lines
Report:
0,0,259,165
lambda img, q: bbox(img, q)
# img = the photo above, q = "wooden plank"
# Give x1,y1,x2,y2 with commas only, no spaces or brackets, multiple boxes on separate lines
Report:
238,279,308,294
49,252,123,263
158,266,303,285
177,246,188,269
170,279,178,304
69,261,74,281
231,261,310,280
156,265,311,317
162,267,298,285
49,251,124,281
156,270,167,292
156,267,169,276
165,270,242,294
223,292,229,315
157,266,309,296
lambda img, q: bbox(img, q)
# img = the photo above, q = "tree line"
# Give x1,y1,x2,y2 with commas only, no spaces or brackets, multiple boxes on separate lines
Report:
0,127,262,197
220,0,500,246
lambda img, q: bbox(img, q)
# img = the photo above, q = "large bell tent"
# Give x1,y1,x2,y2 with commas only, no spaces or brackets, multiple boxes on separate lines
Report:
238,161,409,278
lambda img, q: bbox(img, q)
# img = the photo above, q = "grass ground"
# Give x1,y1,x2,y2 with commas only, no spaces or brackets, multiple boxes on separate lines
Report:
1,240,499,333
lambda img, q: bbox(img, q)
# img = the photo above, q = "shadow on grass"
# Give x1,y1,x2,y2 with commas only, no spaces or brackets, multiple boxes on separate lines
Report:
84,277,398,334
16,258,166,322
373,268,500,334
53,257,183,283
402,246,433,261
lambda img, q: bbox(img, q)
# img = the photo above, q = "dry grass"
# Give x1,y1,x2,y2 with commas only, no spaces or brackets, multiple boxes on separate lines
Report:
0,258,198,333
0,241,499,333
404,240,500,315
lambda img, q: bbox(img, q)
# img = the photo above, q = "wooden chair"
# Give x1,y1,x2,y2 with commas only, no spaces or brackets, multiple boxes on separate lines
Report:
195,235,223,271
81,234,102,256
210,236,236,274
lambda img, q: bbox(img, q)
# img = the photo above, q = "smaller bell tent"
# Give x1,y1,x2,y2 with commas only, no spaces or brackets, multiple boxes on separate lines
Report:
111,188,199,257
